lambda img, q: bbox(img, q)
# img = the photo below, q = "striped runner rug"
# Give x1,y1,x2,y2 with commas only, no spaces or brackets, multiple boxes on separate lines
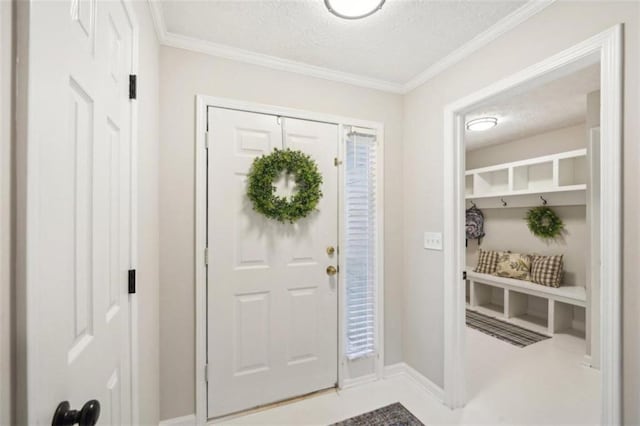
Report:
466,309,550,347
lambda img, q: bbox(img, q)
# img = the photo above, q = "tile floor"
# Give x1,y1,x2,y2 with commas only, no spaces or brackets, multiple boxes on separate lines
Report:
215,328,600,425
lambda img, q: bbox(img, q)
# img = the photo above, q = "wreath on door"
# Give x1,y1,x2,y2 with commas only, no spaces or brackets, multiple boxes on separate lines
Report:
247,148,323,223
526,206,564,239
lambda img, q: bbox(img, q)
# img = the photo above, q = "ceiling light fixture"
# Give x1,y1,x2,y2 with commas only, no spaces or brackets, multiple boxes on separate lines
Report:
324,0,386,20
466,117,498,132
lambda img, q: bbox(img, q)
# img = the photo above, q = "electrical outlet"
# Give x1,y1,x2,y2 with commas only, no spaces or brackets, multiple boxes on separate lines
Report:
424,232,443,250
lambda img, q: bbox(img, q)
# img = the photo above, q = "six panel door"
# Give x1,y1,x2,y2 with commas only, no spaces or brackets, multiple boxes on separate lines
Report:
207,108,339,418
23,0,135,423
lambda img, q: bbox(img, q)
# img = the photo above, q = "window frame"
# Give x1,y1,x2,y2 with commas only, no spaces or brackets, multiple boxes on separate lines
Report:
338,124,385,387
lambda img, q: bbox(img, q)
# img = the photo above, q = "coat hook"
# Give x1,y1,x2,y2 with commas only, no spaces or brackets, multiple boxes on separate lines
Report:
540,195,548,205
500,198,507,207
470,200,477,208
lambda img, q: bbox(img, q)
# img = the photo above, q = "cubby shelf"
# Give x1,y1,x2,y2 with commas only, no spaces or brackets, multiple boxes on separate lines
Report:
466,270,586,338
466,149,587,208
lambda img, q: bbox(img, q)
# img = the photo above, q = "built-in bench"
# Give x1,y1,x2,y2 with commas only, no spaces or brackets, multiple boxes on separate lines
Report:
466,270,586,337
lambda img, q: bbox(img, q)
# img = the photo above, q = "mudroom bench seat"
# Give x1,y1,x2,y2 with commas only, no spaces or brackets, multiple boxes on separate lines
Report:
465,270,586,337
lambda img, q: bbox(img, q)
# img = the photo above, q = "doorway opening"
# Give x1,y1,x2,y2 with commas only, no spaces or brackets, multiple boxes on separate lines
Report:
443,26,622,425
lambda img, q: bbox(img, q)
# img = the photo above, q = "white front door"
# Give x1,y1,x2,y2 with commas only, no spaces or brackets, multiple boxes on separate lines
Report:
22,1,136,424
207,108,339,418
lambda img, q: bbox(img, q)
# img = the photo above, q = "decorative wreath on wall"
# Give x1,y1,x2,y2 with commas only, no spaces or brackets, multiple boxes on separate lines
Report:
247,148,323,223
526,206,564,239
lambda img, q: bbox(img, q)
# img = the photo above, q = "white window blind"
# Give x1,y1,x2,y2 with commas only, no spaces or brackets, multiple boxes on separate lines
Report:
345,128,377,360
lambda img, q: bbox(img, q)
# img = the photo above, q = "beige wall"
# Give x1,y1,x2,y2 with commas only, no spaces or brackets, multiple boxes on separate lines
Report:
466,124,588,287
0,1,13,425
402,2,639,424
133,2,161,425
466,124,586,169
159,46,405,420
466,206,587,285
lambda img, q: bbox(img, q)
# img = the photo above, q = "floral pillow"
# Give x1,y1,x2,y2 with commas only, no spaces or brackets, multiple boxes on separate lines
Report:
494,252,532,280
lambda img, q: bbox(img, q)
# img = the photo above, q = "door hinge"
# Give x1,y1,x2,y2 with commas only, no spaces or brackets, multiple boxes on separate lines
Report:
205,132,210,149
204,364,209,383
128,269,136,294
462,271,467,280
334,157,342,166
129,75,137,100
204,248,209,266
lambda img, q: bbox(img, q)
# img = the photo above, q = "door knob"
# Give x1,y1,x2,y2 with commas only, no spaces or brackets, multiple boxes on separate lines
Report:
326,265,337,276
52,400,100,426
326,246,336,256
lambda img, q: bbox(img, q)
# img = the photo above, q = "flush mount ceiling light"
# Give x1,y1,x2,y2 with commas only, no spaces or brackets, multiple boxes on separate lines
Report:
466,117,498,132
324,0,386,19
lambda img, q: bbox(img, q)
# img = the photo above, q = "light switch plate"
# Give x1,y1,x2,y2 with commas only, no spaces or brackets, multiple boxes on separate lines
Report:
424,232,443,250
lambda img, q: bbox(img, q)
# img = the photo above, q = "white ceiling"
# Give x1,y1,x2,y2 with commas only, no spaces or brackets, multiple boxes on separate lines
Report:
465,63,601,150
155,0,532,90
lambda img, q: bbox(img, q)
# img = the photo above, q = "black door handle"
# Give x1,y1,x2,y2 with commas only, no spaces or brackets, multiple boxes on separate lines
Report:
51,400,100,426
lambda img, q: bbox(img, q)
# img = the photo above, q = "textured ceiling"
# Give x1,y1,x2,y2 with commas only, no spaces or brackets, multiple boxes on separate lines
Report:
158,0,526,84
465,63,601,150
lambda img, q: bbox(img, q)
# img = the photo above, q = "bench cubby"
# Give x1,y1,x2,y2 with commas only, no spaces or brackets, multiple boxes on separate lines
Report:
470,281,505,316
466,270,586,337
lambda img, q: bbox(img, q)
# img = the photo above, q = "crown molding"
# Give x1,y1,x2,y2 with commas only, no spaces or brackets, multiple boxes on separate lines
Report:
162,31,406,93
403,0,556,92
147,0,168,43
147,0,555,95
147,0,404,93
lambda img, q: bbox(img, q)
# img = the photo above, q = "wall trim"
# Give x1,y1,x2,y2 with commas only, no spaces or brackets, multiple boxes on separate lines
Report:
403,0,555,91
160,364,443,425
159,414,196,426
146,0,554,94
442,25,623,424
162,32,405,94
146,0,402,94
342,373,378,389
383,363,444,401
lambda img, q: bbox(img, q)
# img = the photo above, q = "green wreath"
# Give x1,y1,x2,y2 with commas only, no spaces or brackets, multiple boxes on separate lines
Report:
247,148,323,223
526,206,564,239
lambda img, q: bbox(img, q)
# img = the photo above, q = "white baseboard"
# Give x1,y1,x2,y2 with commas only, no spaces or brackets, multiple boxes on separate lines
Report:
341,372,378,389
161,365,441,425
159,414,196,426
382,362,407,378
383,362,445,401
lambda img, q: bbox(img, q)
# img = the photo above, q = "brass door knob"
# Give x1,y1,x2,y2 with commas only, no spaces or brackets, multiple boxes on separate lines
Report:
326,265,337,276
326,246,336,256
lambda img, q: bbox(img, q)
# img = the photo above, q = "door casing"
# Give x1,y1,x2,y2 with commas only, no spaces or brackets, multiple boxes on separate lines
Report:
194,95,385,424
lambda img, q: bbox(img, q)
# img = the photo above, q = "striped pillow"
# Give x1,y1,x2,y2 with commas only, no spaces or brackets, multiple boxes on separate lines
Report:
530,254,564,287
474,249,500,274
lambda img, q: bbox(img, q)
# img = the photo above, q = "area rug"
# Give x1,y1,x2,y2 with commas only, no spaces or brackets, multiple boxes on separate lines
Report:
330,402,424,426
466,309,550,347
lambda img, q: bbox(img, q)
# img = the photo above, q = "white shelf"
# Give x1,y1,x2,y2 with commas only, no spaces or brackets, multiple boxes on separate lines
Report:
466,149,587,208
466,270,587,337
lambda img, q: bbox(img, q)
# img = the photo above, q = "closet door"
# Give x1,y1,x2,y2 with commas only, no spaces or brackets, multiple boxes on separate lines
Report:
207,108,338,418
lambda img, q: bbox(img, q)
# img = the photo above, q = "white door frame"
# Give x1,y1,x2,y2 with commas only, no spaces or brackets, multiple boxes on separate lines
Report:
442,25,622,424
194,95,385,424
15,0,140,422
122,2,141,424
